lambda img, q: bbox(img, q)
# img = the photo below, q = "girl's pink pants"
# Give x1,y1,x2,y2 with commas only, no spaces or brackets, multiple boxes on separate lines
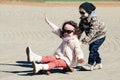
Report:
41,56,68,70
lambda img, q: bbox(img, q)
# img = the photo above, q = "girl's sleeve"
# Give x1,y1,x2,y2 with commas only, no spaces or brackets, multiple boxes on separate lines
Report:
74,41,84,59
46,19,61,37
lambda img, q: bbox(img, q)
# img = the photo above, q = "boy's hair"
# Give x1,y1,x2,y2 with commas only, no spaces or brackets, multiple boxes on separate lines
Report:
61,20,81,39
79,2,96,14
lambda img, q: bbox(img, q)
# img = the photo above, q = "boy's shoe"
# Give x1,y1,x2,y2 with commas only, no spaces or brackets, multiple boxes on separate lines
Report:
26,47,42,62
82,64,94,71
94,63,102,70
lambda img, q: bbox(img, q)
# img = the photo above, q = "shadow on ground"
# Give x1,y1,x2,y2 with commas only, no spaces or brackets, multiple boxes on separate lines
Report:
0,61,89,76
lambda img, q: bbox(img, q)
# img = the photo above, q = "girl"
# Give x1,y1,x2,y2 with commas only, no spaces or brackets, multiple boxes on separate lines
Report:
79,2,107,71
26,15,84,74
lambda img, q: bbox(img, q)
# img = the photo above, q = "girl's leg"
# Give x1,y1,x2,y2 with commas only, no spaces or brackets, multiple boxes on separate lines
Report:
41,56,57,63
47,59,68,70
26,47,42,62
32,59,68,73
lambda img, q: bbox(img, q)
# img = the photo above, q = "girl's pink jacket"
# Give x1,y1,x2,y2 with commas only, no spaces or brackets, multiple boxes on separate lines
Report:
46,20,84,67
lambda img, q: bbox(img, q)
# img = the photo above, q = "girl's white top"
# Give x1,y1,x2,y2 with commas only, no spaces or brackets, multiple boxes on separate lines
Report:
47,20,84,67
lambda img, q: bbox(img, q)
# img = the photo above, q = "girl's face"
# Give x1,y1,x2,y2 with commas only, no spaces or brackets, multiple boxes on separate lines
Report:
63,24,75,37
79,8,89,19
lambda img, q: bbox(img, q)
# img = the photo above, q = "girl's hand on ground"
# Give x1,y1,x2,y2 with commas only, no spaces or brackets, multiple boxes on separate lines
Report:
78,58,85,64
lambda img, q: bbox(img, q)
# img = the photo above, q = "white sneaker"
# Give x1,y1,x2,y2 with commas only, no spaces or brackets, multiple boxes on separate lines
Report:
94,63,102,70
32,62,42,73
32,62,49,74
82,64,94,71
26,47,42,62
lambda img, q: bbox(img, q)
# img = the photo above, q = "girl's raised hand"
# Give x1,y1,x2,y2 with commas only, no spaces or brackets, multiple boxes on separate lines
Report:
45,14,49,24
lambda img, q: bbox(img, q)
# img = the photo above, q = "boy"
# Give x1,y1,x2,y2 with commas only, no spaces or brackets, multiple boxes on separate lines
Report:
79,2,107,71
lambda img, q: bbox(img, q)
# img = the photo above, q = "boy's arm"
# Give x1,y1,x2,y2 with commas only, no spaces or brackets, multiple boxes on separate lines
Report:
79,21,84,34
82,17,98,44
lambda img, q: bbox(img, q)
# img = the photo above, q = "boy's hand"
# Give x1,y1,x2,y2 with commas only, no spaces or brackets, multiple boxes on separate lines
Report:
81,38,87,44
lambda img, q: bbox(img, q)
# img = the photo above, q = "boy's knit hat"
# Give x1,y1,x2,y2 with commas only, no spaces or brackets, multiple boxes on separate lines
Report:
79,2,96,14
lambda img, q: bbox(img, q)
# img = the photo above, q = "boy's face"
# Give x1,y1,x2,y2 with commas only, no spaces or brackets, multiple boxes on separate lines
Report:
79,8,89,19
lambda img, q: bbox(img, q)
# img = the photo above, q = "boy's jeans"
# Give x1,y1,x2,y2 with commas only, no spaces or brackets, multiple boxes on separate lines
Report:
88,37,106,65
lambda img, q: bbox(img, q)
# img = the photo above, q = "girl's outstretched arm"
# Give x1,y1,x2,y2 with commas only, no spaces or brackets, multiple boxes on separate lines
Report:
45,15,59,30
45,15,61,37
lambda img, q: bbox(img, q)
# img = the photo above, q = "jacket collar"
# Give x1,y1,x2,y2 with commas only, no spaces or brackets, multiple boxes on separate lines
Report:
62,35,77,42
87,10,96,22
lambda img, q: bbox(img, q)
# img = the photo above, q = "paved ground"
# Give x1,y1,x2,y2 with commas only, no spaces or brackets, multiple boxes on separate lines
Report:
0,2,120,80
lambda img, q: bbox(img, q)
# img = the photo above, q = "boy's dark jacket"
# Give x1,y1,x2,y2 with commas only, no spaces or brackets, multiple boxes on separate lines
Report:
79,13,107,44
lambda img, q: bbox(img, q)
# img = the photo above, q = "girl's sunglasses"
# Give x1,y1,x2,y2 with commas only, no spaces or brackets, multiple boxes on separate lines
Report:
79,11,85,15
63,30,73,34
